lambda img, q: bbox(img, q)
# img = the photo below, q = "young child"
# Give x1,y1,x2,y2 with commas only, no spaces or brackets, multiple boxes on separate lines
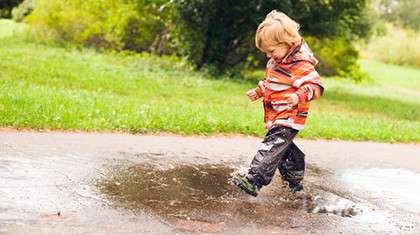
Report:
233,10,323,196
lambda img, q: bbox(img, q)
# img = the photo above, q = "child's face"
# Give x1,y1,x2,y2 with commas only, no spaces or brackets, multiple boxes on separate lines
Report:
263,44,289,60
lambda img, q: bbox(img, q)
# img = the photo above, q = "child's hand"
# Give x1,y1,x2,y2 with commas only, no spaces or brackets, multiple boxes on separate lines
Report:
284,93,299,106
264,120,273,130
257,81,265,95
246,89,261,101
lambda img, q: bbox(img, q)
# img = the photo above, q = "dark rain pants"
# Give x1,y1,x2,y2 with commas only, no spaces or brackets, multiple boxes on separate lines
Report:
246,126,305,188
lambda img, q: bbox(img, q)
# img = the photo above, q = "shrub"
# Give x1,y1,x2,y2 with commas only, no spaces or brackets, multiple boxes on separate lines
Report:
175,0,372,80
24,0,372,81
362,25,420,68
26,0,127,49
0,0,24,18
123,0,177,54
241,36,368,82
305,36,362,77
12,0,34,22
379,0,420,32
25,0,170,52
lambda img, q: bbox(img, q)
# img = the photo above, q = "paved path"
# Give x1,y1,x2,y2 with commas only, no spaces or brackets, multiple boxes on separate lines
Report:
1,131,419,234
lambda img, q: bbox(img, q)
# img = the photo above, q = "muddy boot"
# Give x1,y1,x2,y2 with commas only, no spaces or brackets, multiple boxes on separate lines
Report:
233,176,259,197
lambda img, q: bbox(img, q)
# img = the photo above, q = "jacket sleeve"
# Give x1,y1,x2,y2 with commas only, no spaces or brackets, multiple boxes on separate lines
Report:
292,62,324,103
254,81,265,97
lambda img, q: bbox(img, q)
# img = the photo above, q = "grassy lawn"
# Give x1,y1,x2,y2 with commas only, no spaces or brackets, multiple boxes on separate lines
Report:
1,20,419,142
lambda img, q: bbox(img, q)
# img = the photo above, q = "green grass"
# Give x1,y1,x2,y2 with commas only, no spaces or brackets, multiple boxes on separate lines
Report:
1,20,419,142
359,59,420,91
0,19,27,38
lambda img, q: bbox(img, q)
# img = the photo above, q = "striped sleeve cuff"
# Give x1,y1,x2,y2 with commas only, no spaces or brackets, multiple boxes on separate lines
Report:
296,84,322,102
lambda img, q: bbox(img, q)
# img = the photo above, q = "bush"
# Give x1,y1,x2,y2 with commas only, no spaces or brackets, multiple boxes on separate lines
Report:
12,0,34,22
239,36,367,82
0,0,24,18
305,36,367,81
379,0,420,32
175,0,372,79
26,0,171,52
362,25,420,68
24,0,371,81
123,0,177,54
26,0,127,49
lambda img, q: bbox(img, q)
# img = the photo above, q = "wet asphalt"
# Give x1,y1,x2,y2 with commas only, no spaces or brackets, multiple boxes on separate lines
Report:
1,131,419,234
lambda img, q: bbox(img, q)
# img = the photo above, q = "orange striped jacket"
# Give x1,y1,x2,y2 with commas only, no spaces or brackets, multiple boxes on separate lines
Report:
254,40,323,130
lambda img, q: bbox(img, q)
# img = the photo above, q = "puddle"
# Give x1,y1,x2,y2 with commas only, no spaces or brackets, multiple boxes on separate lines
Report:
96,163,239,221
96,162,362,231
2,132,419,234
339,168,420,213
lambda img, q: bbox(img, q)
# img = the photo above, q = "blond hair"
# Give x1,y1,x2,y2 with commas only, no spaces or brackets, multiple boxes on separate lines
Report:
255,10,301,51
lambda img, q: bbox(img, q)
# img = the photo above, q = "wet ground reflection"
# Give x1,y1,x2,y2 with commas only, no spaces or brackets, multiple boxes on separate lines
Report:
2,132,420,234
96,162,360,231
97,163,240,222
339,168,420,213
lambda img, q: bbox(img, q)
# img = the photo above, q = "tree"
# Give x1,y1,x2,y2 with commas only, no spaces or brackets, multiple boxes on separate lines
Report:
175,0,371,77
0,0,24,18
379,0,420,31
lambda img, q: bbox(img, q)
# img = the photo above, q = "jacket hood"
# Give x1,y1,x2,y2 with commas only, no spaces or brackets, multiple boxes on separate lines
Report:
281,40,318,66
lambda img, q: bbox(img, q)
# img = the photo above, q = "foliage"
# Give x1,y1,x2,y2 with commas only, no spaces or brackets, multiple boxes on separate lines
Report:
361,24,420,68
26,0,172,52
305,36,367,82
24,0,372,80
11,0,34,22
378,0,420,31
1,23,419,142
286,0,372,40
121,0,176,54
26,0,132,49
0,0,24,18
175,0,372,80
175,0,259,71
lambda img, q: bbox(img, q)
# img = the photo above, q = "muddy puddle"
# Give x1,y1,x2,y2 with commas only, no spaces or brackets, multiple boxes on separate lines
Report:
1,131,420,234
96,161,361,232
